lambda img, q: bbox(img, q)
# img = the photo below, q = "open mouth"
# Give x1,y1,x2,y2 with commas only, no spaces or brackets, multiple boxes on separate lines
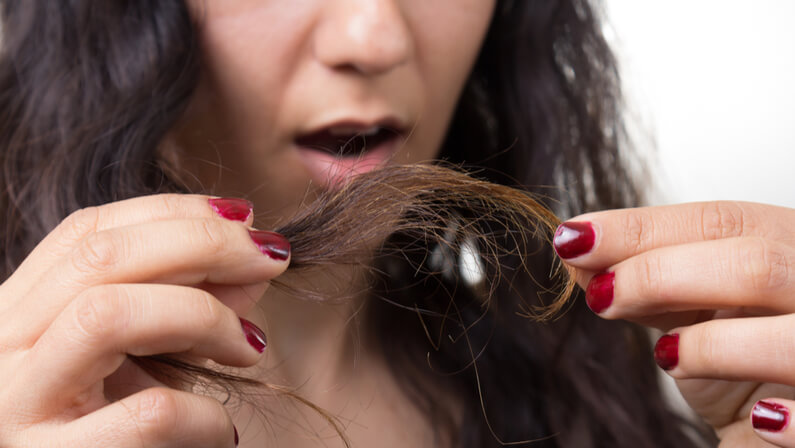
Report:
294,124,404,157
294,122,407,188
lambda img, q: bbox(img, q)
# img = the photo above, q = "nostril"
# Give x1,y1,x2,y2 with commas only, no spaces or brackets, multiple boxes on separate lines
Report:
313,2,412,76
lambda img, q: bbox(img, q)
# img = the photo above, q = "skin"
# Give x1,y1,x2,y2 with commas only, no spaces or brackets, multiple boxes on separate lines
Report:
177,1,496,446
174,0,495,228
560,201,795,447
0,1,495,447
1,1,794,447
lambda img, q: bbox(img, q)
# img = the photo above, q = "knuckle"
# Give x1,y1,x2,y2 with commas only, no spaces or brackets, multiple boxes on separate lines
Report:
739,238,790,293
152,194,188,219
131,388,181,438
197,394,231,429
624,210,655,254
690,325,723,372
72,285,130,340
636,254,670,302
58,206,101,242
71,231,123,276
193,291,227,334
193,219,228,254
194,395,233,438
699,201,746,241
130,389,230,444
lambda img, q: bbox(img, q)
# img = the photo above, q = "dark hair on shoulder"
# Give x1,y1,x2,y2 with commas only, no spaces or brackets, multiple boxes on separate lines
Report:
0,0,715,447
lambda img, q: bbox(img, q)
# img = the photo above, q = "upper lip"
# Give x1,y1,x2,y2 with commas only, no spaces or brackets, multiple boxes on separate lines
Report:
295,115,409,140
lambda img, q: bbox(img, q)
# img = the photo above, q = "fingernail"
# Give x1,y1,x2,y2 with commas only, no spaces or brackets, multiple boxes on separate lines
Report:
585,272,614,313
240,318,267,353
209,198,253,222
553,221,595,259
753,400,790,432
654,333,679,370
248,230,290,261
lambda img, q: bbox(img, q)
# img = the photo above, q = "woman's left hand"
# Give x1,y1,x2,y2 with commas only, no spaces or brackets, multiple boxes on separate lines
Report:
554,201,795,447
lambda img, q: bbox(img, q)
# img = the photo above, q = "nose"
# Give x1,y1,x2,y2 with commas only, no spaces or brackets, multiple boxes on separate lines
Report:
313,0,413,76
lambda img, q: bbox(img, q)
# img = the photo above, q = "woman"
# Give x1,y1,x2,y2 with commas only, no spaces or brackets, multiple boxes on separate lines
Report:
0,0,792,447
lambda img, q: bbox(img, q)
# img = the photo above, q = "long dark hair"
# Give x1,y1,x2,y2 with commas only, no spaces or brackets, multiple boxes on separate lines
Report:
0,1,713,447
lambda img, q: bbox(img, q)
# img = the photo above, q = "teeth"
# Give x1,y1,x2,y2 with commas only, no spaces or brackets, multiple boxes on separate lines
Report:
328,126,381,137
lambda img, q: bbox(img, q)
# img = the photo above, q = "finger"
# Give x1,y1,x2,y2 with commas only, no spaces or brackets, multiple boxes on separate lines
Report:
52,218,290,285
22,283,266,411
553,201,795,269
6,194,254,294
581,237,795,320
9,217,287,340
653,315,795,386
58,388,236,448
751,399,795,447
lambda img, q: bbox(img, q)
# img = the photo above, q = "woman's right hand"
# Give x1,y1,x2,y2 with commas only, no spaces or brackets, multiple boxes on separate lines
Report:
0,194,290,447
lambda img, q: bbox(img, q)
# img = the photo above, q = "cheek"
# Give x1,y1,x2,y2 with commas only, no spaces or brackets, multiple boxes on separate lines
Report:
406,1,496,157
185,0,495,167
416,2,494,83
191,3,315,145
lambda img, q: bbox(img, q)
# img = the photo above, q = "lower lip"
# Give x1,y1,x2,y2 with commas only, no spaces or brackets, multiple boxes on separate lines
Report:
295,138,399,189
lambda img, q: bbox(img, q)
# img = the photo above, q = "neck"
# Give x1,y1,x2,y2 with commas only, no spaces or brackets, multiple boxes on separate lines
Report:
232,267,453,447
248,266,370,394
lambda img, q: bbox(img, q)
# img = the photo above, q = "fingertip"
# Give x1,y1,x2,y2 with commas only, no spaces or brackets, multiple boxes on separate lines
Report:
248,230,291,263
752,399,795,447
240,317,267,354
585,271,614,314
753,400,790,431
553,221,596,260
653,332,680,371
209,197,255,225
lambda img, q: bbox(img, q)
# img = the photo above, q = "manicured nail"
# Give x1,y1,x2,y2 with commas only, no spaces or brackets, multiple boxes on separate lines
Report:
234,425,240,446
240,318,267,353
585,272,614,313
209,198,253,222
753,400,790,432
248,230,290,261
553,221,595,259
654,333,679,370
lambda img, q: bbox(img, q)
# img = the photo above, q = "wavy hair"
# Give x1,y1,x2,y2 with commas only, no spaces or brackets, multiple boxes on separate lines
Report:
0,1,713,446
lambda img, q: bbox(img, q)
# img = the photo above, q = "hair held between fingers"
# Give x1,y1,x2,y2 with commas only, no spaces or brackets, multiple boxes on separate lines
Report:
134,163,575,445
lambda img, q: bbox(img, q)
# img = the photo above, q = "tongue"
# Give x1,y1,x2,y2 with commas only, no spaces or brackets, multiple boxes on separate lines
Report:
295,129,394,156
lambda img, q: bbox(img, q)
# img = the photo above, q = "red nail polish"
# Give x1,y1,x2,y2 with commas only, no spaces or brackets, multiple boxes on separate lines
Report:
553,221,595,259
585,272,614,313
654,333,679,370
240,318,267,353
753,400,790,432
248,230,290,261
209,198,253,222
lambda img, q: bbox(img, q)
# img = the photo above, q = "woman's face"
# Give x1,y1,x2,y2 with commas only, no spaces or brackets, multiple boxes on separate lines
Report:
176,0,496,225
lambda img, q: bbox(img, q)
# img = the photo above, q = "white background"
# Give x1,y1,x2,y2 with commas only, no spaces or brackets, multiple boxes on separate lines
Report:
605,1,795,208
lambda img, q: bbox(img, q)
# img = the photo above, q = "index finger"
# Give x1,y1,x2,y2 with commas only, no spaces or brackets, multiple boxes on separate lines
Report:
8,194,254,292
553,201,795,271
